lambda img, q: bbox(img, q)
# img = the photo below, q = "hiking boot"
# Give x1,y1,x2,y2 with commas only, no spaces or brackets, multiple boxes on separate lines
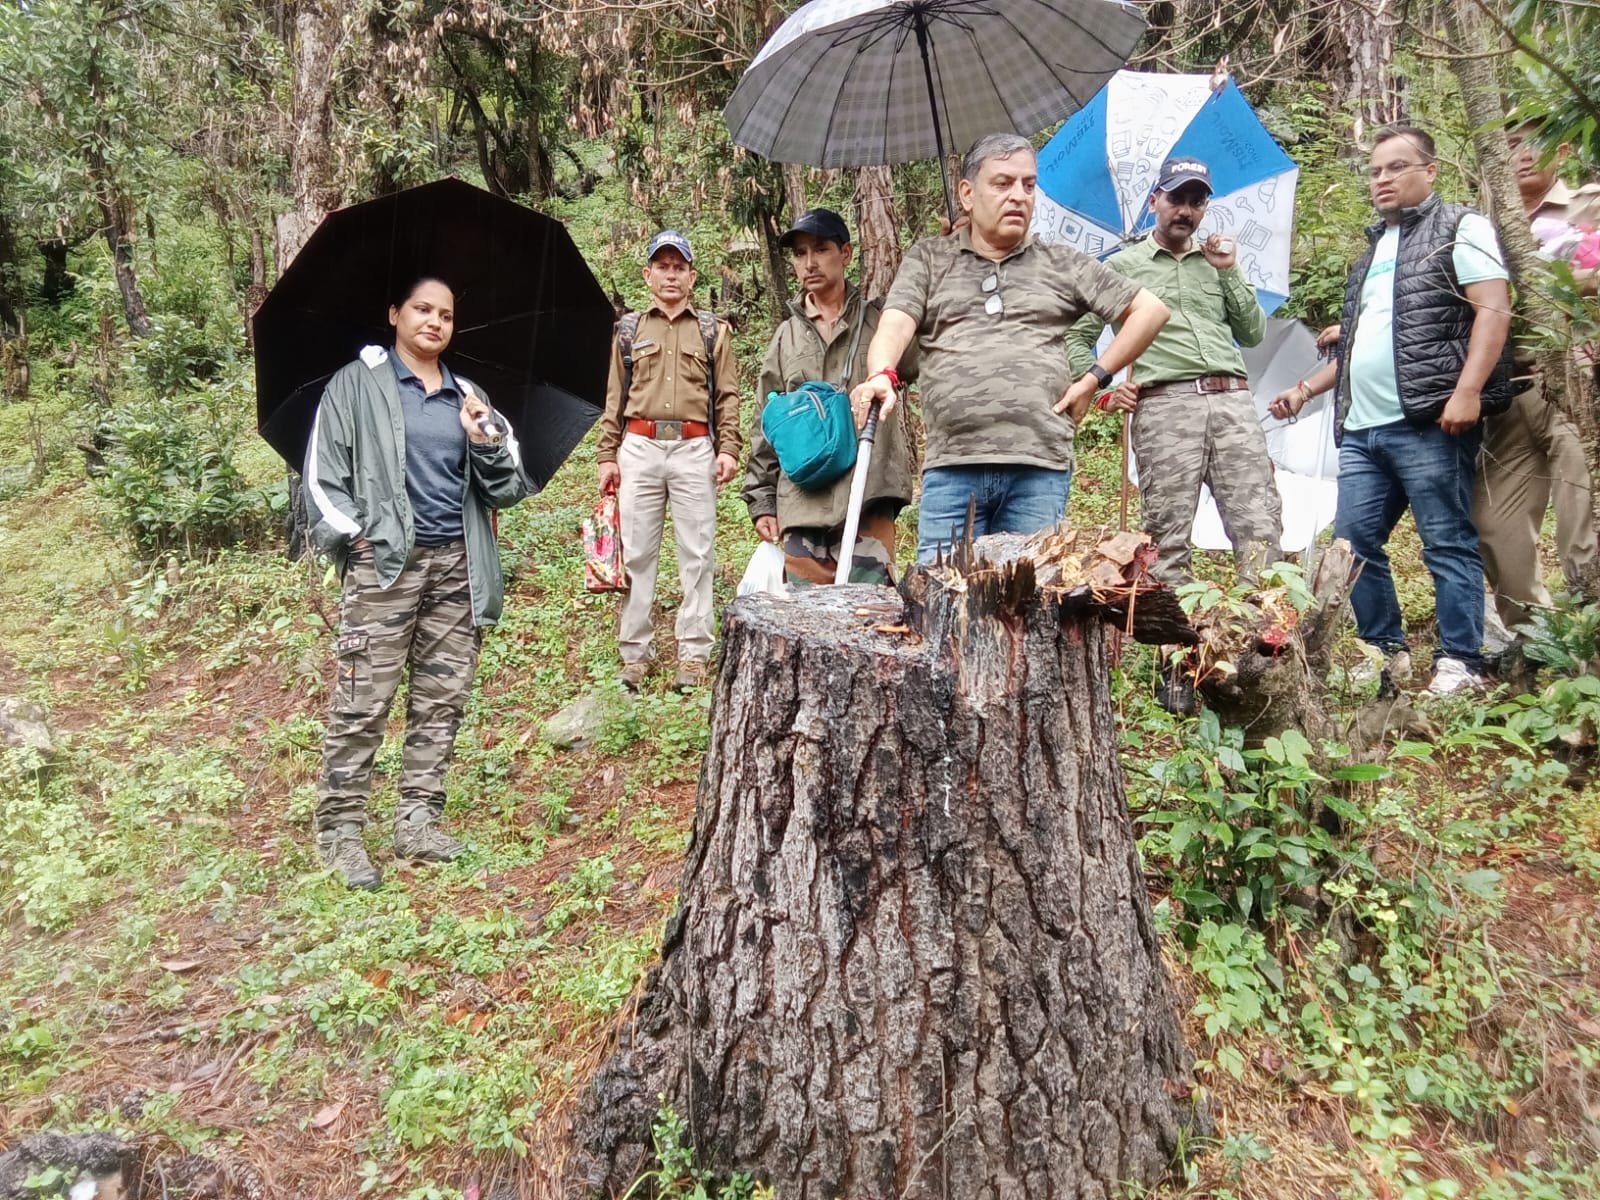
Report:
393,814,465,863
316,826,381,891
673,658,708,692
620,661,650,692
1351,647,1412,695
1427,655,1485,696
1378,649,1413,697
1156,661,1198,716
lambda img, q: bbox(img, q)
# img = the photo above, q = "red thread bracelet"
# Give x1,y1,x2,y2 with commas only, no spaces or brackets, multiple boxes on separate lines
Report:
875,367,902,391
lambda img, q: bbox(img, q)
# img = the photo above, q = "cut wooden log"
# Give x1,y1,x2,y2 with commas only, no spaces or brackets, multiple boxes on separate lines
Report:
568,530,1205,1199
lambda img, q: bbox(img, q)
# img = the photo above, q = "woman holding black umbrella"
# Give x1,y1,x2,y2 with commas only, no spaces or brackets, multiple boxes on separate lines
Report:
302,275,531,890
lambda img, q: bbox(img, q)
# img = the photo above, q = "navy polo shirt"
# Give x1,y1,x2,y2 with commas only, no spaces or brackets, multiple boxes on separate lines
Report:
391,352,467,545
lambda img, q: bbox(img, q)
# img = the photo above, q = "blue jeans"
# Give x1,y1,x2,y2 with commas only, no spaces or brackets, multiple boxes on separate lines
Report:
917,465,1071,563
1334,420,1484,669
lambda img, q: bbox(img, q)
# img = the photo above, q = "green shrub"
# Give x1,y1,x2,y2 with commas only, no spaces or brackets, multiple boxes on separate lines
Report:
130,312,229,392
93,365,274,558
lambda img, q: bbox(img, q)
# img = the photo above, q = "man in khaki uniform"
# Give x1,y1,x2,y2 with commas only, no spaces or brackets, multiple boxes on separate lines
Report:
597,230,740,691
744,208,916,585
1474,120,1600,630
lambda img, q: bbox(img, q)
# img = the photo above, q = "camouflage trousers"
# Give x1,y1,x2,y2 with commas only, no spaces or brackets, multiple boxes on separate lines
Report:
780,503,899,588
315,542,480,832
1132,388,1283,587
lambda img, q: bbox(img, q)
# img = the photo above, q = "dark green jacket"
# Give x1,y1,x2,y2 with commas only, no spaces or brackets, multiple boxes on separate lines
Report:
303,345,532,625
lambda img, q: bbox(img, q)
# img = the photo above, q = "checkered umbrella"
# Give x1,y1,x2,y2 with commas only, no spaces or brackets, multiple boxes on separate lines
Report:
724,0,1147,218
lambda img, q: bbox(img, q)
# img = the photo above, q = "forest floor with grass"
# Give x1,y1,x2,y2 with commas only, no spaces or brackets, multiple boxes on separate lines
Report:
3,391,1599,1199
2,152,1599,1196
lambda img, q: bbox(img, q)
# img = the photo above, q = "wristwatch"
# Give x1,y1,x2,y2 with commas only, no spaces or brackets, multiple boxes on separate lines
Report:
1088,363,1114,388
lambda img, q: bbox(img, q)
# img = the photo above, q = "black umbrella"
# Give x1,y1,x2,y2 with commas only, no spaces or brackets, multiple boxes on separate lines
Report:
254,178,614,489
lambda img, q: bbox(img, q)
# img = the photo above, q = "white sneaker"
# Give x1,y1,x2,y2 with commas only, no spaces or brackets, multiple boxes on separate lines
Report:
1427,656,1484,695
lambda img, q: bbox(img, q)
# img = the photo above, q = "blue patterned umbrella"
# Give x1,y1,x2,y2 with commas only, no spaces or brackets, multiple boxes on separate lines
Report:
1032,71,1299,311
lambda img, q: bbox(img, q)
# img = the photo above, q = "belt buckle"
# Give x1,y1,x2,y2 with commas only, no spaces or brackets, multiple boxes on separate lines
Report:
1197,376,1222,394
656,420,683,441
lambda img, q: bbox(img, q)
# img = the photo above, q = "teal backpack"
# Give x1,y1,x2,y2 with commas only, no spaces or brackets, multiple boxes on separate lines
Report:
761,382,858,490
759,300,868,491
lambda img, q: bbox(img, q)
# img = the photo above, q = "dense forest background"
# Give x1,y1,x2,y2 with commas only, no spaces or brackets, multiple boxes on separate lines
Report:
3,1,1600,1199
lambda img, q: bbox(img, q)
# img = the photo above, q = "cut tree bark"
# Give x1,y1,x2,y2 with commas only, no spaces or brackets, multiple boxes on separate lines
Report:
569,528,1204,1199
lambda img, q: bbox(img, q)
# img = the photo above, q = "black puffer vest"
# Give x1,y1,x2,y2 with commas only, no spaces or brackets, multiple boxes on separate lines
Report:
1335,192,1514,443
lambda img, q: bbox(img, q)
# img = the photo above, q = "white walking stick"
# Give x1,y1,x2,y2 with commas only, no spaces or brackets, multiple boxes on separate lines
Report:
833,399,882,585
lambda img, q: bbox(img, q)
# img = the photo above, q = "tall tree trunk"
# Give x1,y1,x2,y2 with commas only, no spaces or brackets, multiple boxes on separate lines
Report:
570,533,1205,1198
781,162,807,220
1440,0,1600,595
244,228,268,352
275,0,343,271
0,209,25,402
276,0,344,561
758,206,791,324
38,239,74,304
1338,0,1402,143
86,148,152,338
855,164,903,302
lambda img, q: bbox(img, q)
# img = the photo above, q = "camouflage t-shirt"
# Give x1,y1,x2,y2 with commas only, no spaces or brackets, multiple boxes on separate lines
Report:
885,229,1141,471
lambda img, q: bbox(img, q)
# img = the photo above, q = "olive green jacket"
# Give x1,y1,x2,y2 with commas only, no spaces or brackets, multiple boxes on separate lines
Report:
743,286,918,536
302,345,532,626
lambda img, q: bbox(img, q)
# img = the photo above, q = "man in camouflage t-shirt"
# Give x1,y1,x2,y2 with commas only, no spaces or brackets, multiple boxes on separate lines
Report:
851,133,1170,561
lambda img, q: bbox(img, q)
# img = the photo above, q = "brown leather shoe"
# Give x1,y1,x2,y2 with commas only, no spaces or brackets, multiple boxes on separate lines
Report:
620,661,649,691
673,659,708,692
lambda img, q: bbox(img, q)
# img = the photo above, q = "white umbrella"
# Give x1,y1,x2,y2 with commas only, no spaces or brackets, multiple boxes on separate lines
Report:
724,0,1147,219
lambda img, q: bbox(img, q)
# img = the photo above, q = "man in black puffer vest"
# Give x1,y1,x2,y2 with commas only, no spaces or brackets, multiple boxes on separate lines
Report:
1271,126,1513,695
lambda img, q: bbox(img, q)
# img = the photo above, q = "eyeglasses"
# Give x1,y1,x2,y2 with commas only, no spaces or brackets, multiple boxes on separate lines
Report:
982,271,1003,316
1368,161,1429,181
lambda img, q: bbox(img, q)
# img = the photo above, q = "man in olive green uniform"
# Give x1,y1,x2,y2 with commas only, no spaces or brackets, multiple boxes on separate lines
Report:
744,208,916,585
597,230,741,691
1068,157,1282,588
1474,121,1600,631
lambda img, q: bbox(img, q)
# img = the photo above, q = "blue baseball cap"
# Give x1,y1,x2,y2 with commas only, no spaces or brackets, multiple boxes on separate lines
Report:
1155,157,1213,194
646,229,694,264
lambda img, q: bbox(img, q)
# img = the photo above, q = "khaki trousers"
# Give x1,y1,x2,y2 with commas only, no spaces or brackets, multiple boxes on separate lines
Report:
618,432,717,664
1474,382,1598,627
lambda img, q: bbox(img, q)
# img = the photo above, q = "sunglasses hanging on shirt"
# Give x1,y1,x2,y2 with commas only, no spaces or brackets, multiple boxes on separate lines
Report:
981,271,1004,316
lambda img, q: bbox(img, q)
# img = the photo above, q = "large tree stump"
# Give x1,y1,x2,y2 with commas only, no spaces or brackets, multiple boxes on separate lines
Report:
570,531,1204,1198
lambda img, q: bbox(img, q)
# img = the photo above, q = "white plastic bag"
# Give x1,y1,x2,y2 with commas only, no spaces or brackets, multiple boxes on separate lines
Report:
737,541,787,597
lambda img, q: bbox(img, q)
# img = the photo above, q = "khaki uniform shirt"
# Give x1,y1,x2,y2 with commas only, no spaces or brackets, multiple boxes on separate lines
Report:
597,302,741,463
1066,235,1265,385
1532,177,1600,230
885,228,1140,472
1519,178,1600,371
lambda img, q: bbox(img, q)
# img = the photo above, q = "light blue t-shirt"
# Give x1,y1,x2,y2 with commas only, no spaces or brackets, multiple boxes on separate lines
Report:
1345,212,1508,431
